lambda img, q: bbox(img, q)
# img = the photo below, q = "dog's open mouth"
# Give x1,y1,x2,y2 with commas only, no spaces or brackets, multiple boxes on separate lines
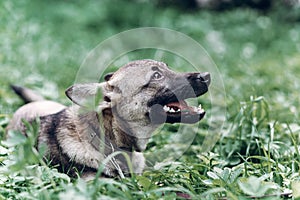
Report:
148,72,210,124
161,99,206,124
163,100,204,115
148,97,207,124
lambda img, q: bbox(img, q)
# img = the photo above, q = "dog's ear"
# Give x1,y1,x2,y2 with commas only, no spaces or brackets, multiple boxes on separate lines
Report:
104,72,114,81
65,83,104,107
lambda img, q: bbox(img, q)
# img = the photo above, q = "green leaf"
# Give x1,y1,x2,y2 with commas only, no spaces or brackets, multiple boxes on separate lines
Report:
2,130,27,147
238,176,278,197
136,175,152,191
292,181,300,199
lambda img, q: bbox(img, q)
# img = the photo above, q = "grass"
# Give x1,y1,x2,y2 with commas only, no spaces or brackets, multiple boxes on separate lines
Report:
1,0,300,199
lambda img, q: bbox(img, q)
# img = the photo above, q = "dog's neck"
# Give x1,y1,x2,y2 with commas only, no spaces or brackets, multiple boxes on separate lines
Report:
101,108,158,152
77,107,156,152
101,108,136,151
79,108,135,152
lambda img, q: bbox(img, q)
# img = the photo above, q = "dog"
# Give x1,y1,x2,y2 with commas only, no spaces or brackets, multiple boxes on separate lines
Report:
7,59,210,178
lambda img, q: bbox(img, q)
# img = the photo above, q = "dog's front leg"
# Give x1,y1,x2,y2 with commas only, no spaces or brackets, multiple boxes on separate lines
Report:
131,151,145,175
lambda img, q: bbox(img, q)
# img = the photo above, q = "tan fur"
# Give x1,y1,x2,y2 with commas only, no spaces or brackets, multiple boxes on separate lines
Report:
7,101,66,132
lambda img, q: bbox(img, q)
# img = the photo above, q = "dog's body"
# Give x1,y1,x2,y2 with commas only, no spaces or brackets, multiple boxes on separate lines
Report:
7,59,210,178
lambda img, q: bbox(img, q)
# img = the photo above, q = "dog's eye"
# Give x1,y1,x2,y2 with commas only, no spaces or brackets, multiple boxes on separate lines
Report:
152,72,163,80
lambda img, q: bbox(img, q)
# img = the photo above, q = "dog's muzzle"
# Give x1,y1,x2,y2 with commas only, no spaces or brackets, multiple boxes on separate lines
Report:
148,72,211,124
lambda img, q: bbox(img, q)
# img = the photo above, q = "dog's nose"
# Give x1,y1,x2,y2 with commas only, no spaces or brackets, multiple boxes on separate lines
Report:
197,72,211,86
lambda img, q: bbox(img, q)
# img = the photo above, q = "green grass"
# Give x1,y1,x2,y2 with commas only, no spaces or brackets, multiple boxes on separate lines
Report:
1,0,300,199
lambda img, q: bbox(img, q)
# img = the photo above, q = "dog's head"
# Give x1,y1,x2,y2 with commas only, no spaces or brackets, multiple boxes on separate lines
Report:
66,59,210,152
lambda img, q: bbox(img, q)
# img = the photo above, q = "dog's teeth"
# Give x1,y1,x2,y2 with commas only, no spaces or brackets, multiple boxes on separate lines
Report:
163,105,170,112
197,108,205,114
163,105,181,113
163,105,168,111
196,104,205,114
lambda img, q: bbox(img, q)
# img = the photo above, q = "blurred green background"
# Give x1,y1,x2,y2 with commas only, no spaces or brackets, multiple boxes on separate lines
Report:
1,0,300,199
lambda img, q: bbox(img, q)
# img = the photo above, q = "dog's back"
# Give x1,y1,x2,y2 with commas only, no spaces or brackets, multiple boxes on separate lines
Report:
7,85,66,132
